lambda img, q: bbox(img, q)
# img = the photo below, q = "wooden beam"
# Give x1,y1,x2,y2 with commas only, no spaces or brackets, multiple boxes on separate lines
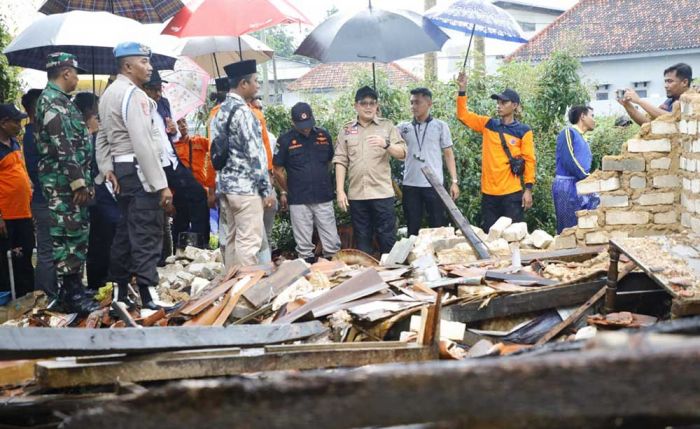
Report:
535,286,606,346
520,246,605,265
0,322,328,360
441,280,605,324
62,333,700,429
213,272,265,326
421,166,490,260
36,343,436,389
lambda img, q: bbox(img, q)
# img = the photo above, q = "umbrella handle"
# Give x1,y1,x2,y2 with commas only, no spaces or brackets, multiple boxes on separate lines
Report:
462,23,477,71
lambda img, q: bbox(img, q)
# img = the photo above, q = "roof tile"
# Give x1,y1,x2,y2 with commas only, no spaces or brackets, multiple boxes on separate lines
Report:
287,62,419,91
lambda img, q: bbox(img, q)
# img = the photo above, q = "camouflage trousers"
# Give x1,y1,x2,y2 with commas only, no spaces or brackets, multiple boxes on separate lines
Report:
47,194,89,277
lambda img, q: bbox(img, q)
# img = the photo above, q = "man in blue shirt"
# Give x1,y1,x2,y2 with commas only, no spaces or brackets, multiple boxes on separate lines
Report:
273,102,341,263
619,63,692,125
552,105,599,233
22,89,57,297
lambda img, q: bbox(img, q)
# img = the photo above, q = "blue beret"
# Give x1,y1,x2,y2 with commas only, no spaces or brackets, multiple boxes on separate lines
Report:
113,42,152,59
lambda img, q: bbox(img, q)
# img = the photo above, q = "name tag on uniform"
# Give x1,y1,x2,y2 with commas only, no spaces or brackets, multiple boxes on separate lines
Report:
344,126,358,135
315,135,329,145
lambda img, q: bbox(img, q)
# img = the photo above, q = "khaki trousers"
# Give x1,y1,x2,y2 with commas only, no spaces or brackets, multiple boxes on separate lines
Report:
220,194,264,269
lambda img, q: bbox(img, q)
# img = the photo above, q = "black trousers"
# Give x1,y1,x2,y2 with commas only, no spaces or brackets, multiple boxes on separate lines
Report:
110,162,163,288
0,218,35,299
481,191,524,232
165,164,209,249
402,185,447,237
87,184,119,289
349,197,396,255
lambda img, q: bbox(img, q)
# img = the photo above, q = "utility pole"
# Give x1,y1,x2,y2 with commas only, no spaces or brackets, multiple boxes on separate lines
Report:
261,30,270,103
423,0,437,81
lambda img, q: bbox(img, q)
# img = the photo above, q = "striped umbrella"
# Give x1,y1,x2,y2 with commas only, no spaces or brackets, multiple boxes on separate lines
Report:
38,0,185,24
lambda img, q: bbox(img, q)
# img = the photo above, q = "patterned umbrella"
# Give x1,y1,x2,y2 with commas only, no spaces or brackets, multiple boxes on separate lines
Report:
3,11,181,74
160,57,210,121
426,0,526,69
38,0,185,24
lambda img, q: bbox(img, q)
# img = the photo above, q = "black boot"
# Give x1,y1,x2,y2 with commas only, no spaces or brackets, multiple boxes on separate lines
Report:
59,274,101,315
112,282,137,311
139,285,164,311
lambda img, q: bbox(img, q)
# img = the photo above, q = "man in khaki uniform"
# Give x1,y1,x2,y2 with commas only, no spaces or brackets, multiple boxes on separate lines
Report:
333,86,406,255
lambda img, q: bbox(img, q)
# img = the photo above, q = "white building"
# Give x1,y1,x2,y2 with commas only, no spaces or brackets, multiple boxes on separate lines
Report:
508,0,700,116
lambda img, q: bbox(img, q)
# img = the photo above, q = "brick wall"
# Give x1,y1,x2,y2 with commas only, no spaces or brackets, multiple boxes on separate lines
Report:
556,90,700,248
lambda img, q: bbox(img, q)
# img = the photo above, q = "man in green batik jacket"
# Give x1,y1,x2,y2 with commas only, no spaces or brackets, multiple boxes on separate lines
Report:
35,52,99,314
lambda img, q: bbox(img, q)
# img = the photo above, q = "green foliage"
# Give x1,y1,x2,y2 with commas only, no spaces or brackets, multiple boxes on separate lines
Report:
0,17,21,103
264,52,629,242
587,116,639,171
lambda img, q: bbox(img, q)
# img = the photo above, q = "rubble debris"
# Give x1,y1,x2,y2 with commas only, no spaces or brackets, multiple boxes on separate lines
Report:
587,312,658,329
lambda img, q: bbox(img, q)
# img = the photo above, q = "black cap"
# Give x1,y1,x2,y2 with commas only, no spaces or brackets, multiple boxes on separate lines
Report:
490,88,520,104
291,102,315,129
223,59,257,79
355,85,378,102
0,104,28,121
215,77,230,93
144,69,168,87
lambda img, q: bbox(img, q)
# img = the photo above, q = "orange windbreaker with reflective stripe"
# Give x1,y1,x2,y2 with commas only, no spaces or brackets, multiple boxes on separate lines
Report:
456,95,536,196
174,135,215,190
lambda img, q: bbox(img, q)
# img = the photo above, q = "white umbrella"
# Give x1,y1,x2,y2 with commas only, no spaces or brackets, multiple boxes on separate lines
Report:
3,11,182,74
178,35,274,77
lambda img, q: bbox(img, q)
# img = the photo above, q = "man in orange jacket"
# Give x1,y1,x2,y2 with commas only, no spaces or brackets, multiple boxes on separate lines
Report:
173,118,216,248
456,71,535,232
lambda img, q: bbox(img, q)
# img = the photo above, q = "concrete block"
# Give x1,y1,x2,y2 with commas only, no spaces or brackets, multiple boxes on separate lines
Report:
688,159,697,172
577,214,599,229
610,231,630,241
576,176,620,195
652,175,680,188
630,176,647,189
693,179,700,194
600,194,629,208
553,233,578,249
190,277,210,297
585,231,609,245
606,211,650,225
649,157,671,170
680,157,687,170
681,212,693,228
638,192,675,206
487,217,512,241
654,210,678,224
627,138,671,153
650,120,677,135
689,120,698,135
694,140,700,153
601,156,645,172
176,271,195,285
683,178,692,191
486,238,510,256
692,217,700,234
502,222,528,242
530,229,554,249
680,120,688,134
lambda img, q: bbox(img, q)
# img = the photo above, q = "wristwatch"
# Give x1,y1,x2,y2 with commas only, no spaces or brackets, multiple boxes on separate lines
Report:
281,191,288,196
451,179,458,184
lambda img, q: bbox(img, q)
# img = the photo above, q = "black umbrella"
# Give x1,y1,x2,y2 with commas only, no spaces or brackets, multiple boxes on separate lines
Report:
294,1,449,89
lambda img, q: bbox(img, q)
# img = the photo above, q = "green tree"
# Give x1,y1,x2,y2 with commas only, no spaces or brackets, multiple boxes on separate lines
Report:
0,16,21,103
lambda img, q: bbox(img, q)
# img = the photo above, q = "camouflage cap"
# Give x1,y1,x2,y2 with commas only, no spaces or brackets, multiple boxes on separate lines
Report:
46,52,87,73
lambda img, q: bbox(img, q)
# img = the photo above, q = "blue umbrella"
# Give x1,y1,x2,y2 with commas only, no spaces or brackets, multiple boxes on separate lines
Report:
426,0,527,69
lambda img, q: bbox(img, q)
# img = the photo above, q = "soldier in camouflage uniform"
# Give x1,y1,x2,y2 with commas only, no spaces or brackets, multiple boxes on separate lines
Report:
35,53,99,314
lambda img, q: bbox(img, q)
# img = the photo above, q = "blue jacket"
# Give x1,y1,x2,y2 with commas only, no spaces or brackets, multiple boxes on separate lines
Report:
554,126,592,181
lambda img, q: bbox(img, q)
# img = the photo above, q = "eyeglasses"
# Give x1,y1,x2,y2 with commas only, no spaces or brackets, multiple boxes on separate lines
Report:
358,100,377,107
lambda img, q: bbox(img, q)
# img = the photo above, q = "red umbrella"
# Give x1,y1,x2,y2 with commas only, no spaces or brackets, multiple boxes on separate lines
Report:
162,0,311,38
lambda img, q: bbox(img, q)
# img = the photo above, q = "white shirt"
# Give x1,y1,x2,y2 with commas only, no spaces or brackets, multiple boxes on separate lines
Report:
154,109,179,169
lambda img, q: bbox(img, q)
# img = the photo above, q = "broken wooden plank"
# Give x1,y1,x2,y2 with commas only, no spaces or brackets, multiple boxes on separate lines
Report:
421,166,490,260
535,286,607,346
0,321,328,360
242,259,310,308
520,246,605,265
62,333,700,429
178,267,238,316
274,269,387,323
183,293,229,326
213,272,265,326
36,343,436,389
485,270,558,286
441,280,606,324
0,360,36,386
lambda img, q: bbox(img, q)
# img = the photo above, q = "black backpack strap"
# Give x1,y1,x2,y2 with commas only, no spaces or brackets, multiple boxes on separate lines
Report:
497,126,515,163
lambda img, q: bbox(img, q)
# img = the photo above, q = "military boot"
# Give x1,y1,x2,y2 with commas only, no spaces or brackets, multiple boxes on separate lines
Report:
59,274,101,315
112,282,137,311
